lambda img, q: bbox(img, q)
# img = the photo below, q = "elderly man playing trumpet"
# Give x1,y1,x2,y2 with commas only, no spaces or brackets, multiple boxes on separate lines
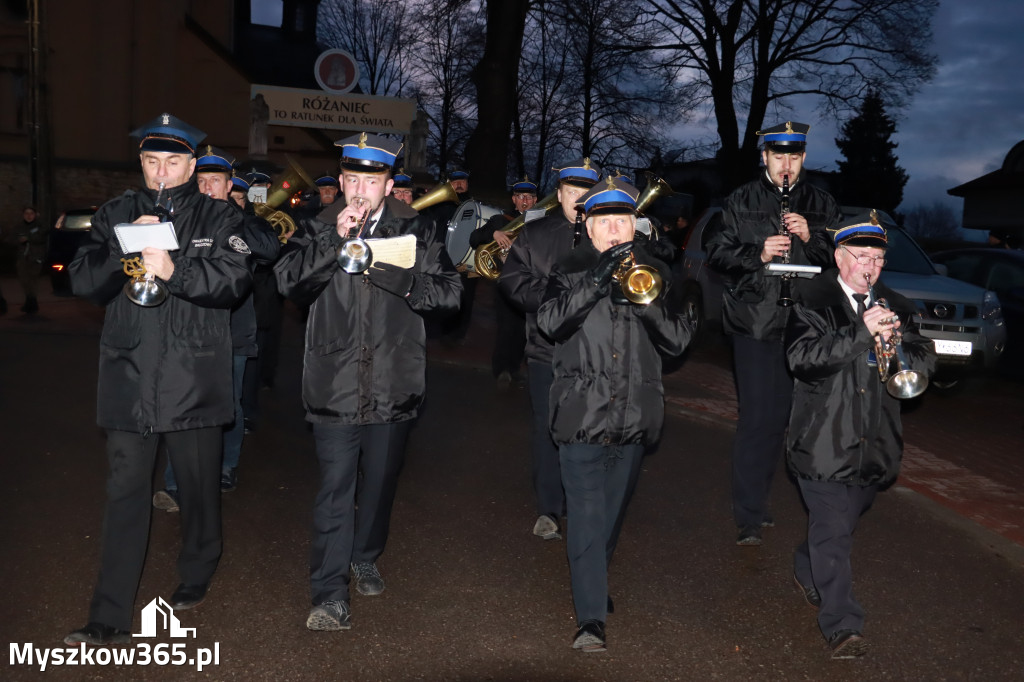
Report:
538,176,692,653
785,212,936,659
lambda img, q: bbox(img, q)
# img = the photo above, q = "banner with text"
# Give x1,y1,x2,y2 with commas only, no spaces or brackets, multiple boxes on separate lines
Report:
251,85,417,135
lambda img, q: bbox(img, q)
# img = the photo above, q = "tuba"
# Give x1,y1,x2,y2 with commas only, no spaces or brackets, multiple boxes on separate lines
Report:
474,190,560,281
410,181,459,211
253,155,314,243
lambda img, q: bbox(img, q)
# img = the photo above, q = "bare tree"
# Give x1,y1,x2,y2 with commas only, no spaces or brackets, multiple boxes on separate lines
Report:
316,0,415,96
903,201,960,241
644,0,938,188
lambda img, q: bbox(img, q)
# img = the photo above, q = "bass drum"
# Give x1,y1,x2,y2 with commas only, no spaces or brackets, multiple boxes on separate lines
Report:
445,200,502,271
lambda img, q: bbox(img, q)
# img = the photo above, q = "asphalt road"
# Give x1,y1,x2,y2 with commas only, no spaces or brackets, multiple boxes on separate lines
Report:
1,282,1023,681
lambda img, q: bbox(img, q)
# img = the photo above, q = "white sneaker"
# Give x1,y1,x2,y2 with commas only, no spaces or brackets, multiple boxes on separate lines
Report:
532,514,561,540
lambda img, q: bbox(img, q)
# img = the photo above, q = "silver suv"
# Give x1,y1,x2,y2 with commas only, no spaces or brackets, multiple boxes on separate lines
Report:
677,207,1007,381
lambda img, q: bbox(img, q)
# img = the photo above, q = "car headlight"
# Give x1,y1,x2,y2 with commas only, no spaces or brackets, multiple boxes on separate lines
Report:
981,290,1003,325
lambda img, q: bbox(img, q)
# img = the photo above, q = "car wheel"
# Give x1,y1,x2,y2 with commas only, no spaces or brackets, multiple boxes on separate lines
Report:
930,378,959,391
682,286,704,340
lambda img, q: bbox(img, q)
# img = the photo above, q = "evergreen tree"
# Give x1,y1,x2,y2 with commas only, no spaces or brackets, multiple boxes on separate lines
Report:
835,91,909,213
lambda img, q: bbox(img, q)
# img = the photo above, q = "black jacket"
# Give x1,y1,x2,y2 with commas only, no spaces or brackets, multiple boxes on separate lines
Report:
468,209,518,249
705,171,840,340
69,179,251,433
229,207,280,356
538,243,691,445
785,274,937,487
498,211,578,364
274,198,462,424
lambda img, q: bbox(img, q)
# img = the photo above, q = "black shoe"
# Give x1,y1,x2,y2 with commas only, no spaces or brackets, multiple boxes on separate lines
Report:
170,583,209,610
221,468,237,492
306,600,352,631
152,489,180,512
572,620,607,652
829,629,868,659
350,562,385,596
496,370,512,388
792,574,821,608
736,526,763,546
761,514,775,528
64,622,131,646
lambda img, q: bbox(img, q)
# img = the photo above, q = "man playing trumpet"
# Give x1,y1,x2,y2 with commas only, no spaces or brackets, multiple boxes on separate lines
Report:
785,213,936,658
538,176,692,652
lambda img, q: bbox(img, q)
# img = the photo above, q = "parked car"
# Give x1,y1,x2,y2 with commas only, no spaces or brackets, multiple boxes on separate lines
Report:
46,207,96,294
930,247,1024,368
677,207,1007,384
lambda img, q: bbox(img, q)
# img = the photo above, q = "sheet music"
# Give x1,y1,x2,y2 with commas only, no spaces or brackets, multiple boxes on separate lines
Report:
365,234,416,269
113,222,180,254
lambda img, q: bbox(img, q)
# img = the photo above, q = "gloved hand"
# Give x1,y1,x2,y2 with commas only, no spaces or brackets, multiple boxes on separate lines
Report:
590,242,634,289
366,262,414,297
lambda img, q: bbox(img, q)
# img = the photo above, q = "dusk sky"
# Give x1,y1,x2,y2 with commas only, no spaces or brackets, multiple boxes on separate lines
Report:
255,0,1022,216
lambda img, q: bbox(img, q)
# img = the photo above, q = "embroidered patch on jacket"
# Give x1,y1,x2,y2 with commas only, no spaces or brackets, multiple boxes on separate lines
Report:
228,235,251,254
191,238,214,248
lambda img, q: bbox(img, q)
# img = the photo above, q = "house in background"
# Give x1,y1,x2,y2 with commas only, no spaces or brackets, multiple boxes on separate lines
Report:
948,140,1024,248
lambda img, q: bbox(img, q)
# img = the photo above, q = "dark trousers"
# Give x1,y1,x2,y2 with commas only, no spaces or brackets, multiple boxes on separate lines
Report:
492,289,526,377
527,360,564,518
89,428,223,631
309,421,412,605
794,478,878,639
561,443,645,624
731,335,793,528
241,326,280,425
442,274,477,340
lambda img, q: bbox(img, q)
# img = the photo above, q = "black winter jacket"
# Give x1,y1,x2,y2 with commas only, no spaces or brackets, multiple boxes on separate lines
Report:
274,198,462,424
498,211,578,364
538,243,691,446
229,207,280,356
706,171,840,340
785,274,936,487
69,179,251,433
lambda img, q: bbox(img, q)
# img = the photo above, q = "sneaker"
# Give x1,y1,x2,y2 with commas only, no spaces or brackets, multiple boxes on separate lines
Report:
152,489,180,512
221,469,237,493
350,562,385,596
64,622,131,646
532,514,562,540
572,620,607,652
736,525,762,546
829,629,868,659
306,600,352,631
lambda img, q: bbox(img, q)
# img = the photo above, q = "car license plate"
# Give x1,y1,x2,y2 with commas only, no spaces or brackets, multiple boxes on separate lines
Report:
934,340,972,356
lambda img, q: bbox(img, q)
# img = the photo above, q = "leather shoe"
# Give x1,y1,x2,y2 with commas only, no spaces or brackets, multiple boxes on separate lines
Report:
572,620,607,652
829,629,868,659
736,525,762,546
793,574,821,608
64,622,131,646
170,583,209,610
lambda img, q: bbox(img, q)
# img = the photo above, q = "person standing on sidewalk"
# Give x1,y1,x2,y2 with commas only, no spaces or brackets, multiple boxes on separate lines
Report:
64,114,251,646
786,212,936,658
499,157,601,542
275,132,461,632
538,176,691,652
13,206,48,315
704,121,841,546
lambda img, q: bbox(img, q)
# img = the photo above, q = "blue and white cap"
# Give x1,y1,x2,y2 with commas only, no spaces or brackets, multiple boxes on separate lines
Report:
315,175,340,188
832,209,888,248
392,168,414,188
335,132,403,172
195,145,235,173
553,157,602,188
131,113,205,154
511,175,538,194
230,174,250,193
576,176,639,217
757,121,810,152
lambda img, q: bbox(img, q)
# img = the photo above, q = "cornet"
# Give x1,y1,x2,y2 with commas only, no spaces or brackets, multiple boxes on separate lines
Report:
336,198,373,274
866,274,928,399
613,252,662,305
122,182,170,307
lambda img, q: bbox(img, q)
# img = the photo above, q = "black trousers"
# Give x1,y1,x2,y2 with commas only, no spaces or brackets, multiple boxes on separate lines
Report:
89,428,223,631
527,360,564,519
491,289,526,377
794,478,878,639
309,421,412,605
441,274,477,340
561,443,645,624
730,335,793,528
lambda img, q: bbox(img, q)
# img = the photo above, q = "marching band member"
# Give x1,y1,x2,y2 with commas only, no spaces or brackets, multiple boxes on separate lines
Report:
538,176,691,652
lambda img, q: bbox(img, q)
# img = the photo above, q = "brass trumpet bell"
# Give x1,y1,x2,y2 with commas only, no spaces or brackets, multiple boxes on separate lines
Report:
886,366,928,400
410,181,459,211
121,257,167,307
337,237,373,274
614,253,663,305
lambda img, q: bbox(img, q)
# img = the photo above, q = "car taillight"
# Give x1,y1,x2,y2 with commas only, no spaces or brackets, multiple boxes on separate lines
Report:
982,290,1003,324
55,213,66,229
52,264,64,271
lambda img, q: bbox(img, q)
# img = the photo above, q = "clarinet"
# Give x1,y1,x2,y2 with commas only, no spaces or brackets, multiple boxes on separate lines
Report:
776,175,795,307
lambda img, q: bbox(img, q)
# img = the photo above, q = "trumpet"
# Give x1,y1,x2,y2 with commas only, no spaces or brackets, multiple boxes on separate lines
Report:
336,198,373,274
613,251,663,305
123,182,170,306
867,277,928,399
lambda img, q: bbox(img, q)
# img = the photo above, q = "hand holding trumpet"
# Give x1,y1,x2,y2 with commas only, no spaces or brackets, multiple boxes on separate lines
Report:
863,303,900,341
336,197,371,238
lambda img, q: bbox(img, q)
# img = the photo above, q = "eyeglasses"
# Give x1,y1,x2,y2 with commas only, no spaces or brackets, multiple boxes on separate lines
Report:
841,246,886,266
